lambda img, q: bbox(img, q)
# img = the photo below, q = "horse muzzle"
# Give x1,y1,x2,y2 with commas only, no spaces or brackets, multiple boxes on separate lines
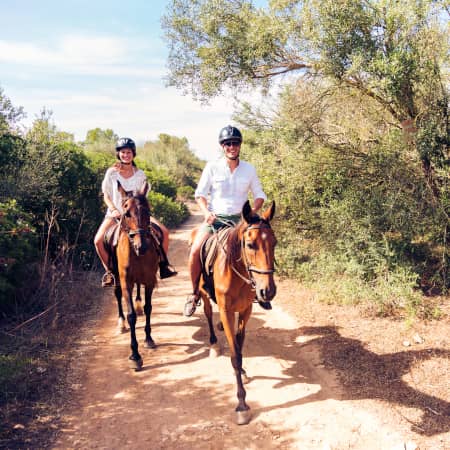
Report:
255,283,277,302
129,230,148,256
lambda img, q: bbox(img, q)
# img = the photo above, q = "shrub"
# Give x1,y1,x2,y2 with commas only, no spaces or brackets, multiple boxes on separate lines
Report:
0,200,38,315
177,185,195,201
148,191,189,228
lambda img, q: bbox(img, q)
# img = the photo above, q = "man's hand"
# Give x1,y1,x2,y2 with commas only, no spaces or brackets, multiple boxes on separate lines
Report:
204,211,216,225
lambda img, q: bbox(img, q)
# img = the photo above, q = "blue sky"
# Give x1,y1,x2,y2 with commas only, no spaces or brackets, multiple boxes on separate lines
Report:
1,0,267,160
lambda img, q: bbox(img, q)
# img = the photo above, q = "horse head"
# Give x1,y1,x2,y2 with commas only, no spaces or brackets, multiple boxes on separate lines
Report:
240,200,277,302
118,181,151,256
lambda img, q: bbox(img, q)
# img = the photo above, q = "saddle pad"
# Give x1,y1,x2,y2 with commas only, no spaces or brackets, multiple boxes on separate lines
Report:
201,227,233,276
104,221,162,253
104,222,121,250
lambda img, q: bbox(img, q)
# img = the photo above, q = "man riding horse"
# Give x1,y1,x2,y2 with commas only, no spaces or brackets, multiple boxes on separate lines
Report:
184,125,272,316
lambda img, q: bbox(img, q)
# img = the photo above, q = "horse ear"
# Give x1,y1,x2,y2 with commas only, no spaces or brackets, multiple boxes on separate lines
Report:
261,201,275,222
139,181,149,197
117,181,127,198
241,200,252,223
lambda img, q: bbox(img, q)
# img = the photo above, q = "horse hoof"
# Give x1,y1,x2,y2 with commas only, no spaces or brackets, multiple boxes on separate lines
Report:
117,318,128,334
209,343,221,358
144,339,156,349
236,409,252,425
129,357,143,371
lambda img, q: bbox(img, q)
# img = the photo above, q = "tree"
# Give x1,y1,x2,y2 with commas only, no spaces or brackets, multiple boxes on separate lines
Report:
139,133,204,188
83,127,118,155
164,0,450,296
163,0,449,193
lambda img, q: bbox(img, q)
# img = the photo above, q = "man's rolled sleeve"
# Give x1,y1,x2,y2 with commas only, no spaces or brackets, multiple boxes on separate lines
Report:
250,167,267,201
194,162,212,200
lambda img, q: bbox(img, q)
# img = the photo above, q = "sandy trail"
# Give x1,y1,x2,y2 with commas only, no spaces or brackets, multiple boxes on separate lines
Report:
53,209,412,450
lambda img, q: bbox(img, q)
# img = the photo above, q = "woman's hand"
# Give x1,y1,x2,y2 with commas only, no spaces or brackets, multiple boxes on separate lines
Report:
111,208,121,219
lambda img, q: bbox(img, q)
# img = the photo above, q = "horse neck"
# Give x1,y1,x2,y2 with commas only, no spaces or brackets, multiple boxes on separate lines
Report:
226,224,245,268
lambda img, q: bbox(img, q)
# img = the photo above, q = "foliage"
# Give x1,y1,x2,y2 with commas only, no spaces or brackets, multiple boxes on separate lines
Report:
0,200,38,315
148,191,189,228
177,185,195,201
0,86,25,135
138,162,178,200
164,0,449,315
139,133,204,188
239,77,448,315
164,0,449,193
82,127,118,155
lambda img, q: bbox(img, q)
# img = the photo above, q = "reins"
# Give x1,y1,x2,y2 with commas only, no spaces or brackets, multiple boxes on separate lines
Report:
119,199,151,244
215,218,275,289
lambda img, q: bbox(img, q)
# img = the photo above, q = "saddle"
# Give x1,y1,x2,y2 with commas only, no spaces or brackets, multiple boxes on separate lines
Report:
104,221,163,262
200,226,233,302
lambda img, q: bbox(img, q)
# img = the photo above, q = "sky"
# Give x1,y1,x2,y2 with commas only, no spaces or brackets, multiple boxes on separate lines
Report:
0,0,267,161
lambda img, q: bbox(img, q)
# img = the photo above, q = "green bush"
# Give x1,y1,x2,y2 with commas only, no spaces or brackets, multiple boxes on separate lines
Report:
148,191,189,228
177,185,195,201
0,200,39,315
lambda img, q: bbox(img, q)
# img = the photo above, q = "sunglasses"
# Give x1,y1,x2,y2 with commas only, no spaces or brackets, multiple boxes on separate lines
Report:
223,141,241,147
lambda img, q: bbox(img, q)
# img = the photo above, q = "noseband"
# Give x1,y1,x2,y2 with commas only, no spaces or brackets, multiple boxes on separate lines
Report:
120,200,151,244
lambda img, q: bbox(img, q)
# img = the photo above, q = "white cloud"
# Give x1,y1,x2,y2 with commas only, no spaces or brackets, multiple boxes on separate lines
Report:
0,35,164,77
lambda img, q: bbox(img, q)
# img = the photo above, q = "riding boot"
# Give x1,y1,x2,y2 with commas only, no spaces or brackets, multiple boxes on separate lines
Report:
159,261,178,279
158,244,177,279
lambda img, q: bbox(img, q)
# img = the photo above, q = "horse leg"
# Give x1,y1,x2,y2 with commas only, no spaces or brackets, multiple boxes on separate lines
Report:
143,285,156,349
203,295,219,357
219,306,251,425
124,283,142,370
115,285,127,334
135,283,144,316
237,308,252,385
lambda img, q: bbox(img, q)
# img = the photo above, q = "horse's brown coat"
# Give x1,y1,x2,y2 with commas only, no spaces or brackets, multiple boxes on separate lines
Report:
197,200,277,424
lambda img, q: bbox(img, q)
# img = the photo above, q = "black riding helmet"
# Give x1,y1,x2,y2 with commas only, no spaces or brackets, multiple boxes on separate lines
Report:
115,137,136,156
218,126,242,144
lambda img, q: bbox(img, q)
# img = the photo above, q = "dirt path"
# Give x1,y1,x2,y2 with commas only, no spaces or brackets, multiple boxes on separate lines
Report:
53,209,448,450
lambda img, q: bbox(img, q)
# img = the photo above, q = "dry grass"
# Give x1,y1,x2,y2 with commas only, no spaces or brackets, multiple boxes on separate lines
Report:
0,268,103,449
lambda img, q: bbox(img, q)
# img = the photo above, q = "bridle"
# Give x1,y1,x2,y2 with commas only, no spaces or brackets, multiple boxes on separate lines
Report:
232,220,276,289
120,198,151,245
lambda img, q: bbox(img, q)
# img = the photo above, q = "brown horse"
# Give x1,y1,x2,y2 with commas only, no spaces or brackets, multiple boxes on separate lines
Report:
113,181,159,370
197,200,277,424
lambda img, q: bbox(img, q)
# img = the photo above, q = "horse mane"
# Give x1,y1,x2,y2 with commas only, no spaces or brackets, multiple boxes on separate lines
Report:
226,214,262,266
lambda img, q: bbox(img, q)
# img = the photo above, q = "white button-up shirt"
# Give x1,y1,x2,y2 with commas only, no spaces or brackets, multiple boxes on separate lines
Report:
101,167,147,216
195,157,267,215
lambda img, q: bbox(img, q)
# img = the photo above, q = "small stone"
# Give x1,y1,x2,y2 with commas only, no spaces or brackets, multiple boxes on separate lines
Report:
404,441,419,450
413,334,424,344
403,340,411,347
13,424,25,430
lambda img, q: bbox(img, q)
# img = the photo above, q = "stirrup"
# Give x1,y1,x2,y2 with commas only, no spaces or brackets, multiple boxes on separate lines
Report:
183,293,201,317
101,270,116,288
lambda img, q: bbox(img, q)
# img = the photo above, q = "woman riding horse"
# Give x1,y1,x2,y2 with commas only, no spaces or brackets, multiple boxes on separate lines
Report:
94,137,177,287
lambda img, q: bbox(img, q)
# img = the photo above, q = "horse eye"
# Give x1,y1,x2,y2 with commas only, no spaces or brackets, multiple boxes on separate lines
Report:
125,211,131,218
246,242,256,250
